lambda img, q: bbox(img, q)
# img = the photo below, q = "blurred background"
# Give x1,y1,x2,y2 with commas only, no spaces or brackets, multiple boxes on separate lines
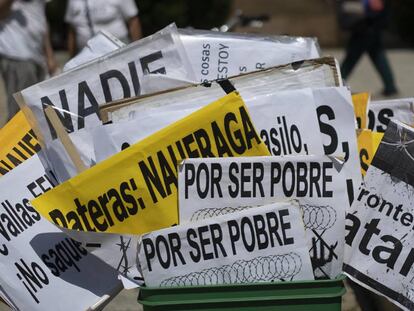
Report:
45,0,414,48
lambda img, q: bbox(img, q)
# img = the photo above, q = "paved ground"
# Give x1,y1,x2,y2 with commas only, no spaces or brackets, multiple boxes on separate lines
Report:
0,48,412,310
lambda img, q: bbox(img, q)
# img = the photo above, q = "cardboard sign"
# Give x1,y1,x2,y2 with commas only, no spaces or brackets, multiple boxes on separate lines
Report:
31,92,270,234
357,129,383,176
137,201,314,286
0,155,121,311
352,92,370,129
92,88,324,164
344,120,414,310
103,57,342,123
178,155,348,279
313,87,361,203
18,24,196,145
0,111,41,176
179,29,320,82
368,98,414,133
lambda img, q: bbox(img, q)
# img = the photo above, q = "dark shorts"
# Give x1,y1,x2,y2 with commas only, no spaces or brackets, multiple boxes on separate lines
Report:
0,56,45,121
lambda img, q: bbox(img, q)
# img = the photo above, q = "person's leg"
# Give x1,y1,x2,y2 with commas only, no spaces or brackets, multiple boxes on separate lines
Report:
341,30,368,80
0,57,45,121
367,29,398,95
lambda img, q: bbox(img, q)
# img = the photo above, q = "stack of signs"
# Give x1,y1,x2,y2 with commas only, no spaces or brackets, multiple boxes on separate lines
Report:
0,154,121,310
35,56,341,184
178,156,348,279
100,85,360,204
138,201,314,286
14,21,414,310
344,120,414,310
30,92,270,235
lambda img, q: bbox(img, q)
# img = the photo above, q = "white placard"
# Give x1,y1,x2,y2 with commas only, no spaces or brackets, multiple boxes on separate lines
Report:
344,120,414,311
178,155,348,279
179,29,320,82
0,155,121,310
137,201,314,287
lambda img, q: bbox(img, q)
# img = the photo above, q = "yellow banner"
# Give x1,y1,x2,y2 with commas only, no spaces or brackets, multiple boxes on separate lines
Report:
352,93,370,129
357,129,384,176
0,111,40,176
32,92,270,234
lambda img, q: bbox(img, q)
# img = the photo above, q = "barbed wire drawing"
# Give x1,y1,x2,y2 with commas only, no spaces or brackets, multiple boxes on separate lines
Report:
300,204,338,278
380,133,414,162
116,236,133,275
190,206,254,222
190,204,336,231
160,253,302,287
301,204,337,231
310,228,338,279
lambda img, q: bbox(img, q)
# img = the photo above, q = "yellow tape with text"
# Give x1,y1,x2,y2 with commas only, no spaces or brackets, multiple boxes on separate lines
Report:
0,111,40,176
32,92,270,234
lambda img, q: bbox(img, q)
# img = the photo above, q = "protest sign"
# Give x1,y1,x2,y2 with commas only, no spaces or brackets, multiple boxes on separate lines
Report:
357,129,383,176
50,58,336,183
178,155,348,279
0,111,40,176
73,58,339,181
344,120,414,310
0,154,121,311
179,29,320,82
352,93,370,129
17,24,196,145
367,98,414,133
313,87,361,203
31,92,270,234
137,201,314,287
92,88,324,163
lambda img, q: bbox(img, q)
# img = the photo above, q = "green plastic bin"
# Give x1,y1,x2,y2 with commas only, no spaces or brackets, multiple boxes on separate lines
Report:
138,275,346,311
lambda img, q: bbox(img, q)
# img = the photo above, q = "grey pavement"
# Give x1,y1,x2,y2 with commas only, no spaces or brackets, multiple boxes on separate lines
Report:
0,48,413,311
